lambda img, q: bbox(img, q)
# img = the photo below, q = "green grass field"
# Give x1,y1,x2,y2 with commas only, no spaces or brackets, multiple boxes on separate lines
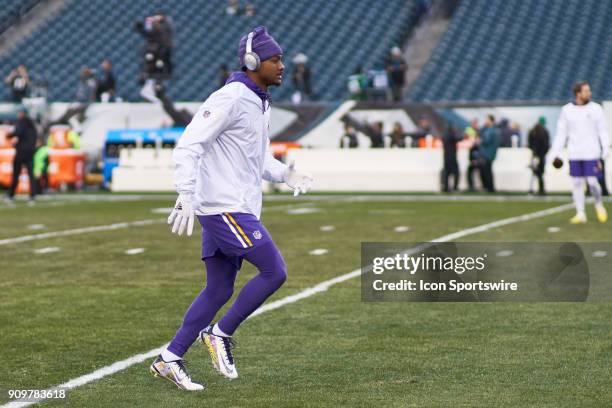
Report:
1,194,611,407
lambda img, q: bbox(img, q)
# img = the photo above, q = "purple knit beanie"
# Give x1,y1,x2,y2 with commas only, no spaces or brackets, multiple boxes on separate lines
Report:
238,26,283,69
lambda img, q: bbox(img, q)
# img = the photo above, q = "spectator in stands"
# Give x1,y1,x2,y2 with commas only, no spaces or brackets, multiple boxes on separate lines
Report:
527,116,550,195
291,53,312,104
405,115,434,147
369,122,385,148
341,113,384,148
156,11,173,76
385,47,407,102
4,65,29,103
75,67,97,103
225,0,241,15
340,124,359,148
388,122,406,148
479,114,499,193
347,66,369,100
368,68,390,101
244,3,257,17
218,64,230,89
68,67,97,123
96,59,116,102
4,106,37,204
135,10,173,84
441,124,462,192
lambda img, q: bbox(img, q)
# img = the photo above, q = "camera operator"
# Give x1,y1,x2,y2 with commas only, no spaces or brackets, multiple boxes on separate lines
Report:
135,10,173,100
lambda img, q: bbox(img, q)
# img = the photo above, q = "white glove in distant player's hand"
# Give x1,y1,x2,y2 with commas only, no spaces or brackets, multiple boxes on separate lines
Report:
284,161,314,196
168,193,195,236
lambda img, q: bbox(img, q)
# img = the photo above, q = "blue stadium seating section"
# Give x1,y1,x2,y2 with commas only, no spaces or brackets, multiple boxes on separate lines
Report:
1,0,421,102
0,0,40,34
409,0,612,102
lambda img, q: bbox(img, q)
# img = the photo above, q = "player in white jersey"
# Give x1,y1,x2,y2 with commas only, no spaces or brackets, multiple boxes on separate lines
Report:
550,81,609,224
150,26,313,390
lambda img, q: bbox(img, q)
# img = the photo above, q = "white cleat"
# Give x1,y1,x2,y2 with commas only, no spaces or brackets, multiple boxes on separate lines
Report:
199,325,238,379
150,355,204,391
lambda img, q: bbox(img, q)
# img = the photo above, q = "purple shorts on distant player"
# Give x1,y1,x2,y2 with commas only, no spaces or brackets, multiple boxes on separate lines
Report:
198,212,272,265
569,160,600,177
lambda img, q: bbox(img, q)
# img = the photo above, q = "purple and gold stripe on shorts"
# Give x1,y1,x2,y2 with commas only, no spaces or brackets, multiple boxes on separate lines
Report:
221,213,254,248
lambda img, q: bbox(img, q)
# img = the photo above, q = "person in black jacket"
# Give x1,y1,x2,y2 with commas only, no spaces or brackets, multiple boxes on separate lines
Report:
96,59,116,102
527,117,550,195
341,113,384,148
5,107,38,204
441,124,463,192
135,11,173,80
340,124,359,148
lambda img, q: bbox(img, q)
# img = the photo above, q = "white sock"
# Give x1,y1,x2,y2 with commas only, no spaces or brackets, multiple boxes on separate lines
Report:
212,323,231,337
571,177,586,214
586,176,602,205
161,348,182,362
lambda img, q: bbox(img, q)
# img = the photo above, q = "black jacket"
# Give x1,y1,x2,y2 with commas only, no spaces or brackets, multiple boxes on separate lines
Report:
443,126,462,164
528,124,550,158
341,114,384,148
12,117,37,153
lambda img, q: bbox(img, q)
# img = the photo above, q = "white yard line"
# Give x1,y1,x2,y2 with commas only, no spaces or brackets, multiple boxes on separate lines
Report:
1,193,609,209
33,247,60,254
264,195,612,203
0,202,574,408
0,219,164,246
0,204,316,246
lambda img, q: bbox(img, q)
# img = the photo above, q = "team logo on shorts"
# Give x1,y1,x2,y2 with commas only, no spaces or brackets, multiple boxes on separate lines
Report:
202,110,211,118
253,230,262,240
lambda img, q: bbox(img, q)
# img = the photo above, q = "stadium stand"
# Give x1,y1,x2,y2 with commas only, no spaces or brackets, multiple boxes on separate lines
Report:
408,0,612,102
0,0,40,34
0,0,423,102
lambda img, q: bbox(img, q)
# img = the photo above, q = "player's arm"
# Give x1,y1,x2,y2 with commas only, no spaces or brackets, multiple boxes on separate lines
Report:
169,92,236,236
262,139,314,196
596,106,610,159
550,108,569,168
262,139,287,183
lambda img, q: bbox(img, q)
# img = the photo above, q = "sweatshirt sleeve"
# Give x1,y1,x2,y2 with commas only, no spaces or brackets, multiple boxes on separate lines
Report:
172,91,236,195
596,105,610,159
550,107,568,159
262,138,288,183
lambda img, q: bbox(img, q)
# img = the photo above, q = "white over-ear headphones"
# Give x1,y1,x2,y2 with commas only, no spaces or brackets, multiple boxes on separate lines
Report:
243,31,260,71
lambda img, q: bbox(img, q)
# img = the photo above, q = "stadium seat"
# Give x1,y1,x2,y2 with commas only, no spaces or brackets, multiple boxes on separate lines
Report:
408,0,612,102
0,0,423,102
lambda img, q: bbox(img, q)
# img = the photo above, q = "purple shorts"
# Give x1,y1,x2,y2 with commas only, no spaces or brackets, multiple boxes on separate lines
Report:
198,212,272,267
569,160,600,177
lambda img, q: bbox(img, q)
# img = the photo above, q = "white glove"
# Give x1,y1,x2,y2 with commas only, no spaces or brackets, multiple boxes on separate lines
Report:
167,193,195,236
284,161,314,196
